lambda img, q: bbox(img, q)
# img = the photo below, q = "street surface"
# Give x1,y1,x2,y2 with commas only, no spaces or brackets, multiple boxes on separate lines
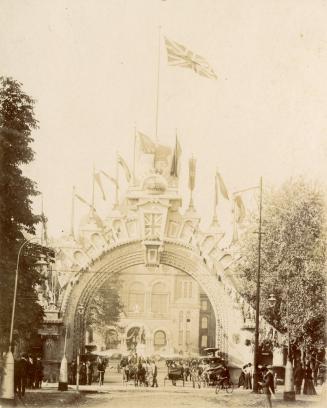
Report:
15,367,325,408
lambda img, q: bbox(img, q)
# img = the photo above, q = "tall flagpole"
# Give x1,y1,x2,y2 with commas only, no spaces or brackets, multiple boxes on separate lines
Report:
70,186,75,238
91,163,95,211
133,123,137,185
41,194,44,245
155,25,161,144
114,152,119,209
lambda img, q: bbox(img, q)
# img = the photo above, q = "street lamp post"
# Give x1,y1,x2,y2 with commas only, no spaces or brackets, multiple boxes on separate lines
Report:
252,177,263,393
0,238,48,404
283,272,295,401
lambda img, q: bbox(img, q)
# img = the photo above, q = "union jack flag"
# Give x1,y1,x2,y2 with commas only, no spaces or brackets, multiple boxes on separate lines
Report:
164,37,217,80
144,213,162,239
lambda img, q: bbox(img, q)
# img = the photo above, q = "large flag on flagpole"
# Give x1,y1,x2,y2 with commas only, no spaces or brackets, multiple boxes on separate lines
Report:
117,154,131,182
94,172,106,201
164,37,217,79
138,131,156,154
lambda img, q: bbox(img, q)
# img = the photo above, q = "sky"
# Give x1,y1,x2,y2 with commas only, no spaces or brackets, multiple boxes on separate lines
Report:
1,0,327,238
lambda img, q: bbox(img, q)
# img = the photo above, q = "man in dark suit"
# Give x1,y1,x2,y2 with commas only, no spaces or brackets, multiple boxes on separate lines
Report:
260,365,275,408
16,353,29,397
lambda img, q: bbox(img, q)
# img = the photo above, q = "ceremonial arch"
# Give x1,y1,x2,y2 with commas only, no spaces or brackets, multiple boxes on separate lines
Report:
39,142,282,380
62,239,230,361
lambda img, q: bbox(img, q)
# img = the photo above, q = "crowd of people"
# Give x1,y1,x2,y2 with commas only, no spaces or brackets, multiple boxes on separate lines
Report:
68,357,108,386
14,353,43,398
120,355,159,387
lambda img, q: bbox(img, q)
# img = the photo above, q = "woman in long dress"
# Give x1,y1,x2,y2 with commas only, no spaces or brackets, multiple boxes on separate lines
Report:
303,363,317,395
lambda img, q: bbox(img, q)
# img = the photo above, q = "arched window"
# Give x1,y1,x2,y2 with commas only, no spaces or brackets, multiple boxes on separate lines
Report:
128,282,145,313
154,330,167,351
151,282,168,314
201,316,208,329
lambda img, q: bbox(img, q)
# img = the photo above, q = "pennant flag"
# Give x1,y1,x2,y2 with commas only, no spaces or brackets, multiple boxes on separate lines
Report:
214,173,218,208
188,157,196,191
138,131,156,154
235,195,246,223
170,136,182,177
94,173,106,200
75,193,94,209
216,171,229,200
164,37,217,80
101,171,118,189
117,154,131,182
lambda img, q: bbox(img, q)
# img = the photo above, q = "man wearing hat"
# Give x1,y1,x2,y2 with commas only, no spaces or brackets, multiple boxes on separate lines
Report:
259,365,275,408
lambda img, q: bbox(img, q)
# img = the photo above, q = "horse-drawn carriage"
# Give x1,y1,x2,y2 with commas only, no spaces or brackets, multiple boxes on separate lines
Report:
121,356,153,387
164,359,186,387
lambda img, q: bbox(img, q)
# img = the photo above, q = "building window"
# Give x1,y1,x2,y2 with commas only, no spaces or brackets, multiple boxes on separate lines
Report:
201,316,208,329
186,311,191,346
151,282,168,313
178,311,183,345
128,282,145,313
154,331,167,351
201,335,208,348
201,300,208,311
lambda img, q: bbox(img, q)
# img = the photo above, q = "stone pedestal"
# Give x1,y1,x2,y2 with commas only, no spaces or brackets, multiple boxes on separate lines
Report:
38,310,63,383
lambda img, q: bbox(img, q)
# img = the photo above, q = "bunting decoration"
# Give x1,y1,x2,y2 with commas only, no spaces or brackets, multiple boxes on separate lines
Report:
117,154,131,182
164,37,217,79
170,136,182,177
101,171,118,188
94,172,106,200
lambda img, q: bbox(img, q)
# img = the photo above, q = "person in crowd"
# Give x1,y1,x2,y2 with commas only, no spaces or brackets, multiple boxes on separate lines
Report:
69,360,77,385
86,360,93,385
259,365,275,408
79,362,87,385
35,357,43,389
97,358,106,386
244,363,252,389
303,363,317,395
151,360,158,388
15,353,29,398
27,355,35,389
238,364,246,387
294,362,304,394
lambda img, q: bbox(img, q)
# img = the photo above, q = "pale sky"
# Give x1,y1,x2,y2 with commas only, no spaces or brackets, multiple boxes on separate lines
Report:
1,0,327,237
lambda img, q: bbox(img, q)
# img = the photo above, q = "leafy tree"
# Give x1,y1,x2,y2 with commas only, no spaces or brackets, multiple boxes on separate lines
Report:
233,178,326,353
85,276,123,348
0,77,45,352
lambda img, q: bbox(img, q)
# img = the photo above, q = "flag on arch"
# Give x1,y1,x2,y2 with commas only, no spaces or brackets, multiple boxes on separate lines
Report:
164,37,217,80
117,154,131,182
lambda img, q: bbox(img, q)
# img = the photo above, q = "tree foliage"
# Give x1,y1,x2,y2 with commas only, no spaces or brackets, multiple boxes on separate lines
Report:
234,178,326,350
0,77,45,351
86,276,123,347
